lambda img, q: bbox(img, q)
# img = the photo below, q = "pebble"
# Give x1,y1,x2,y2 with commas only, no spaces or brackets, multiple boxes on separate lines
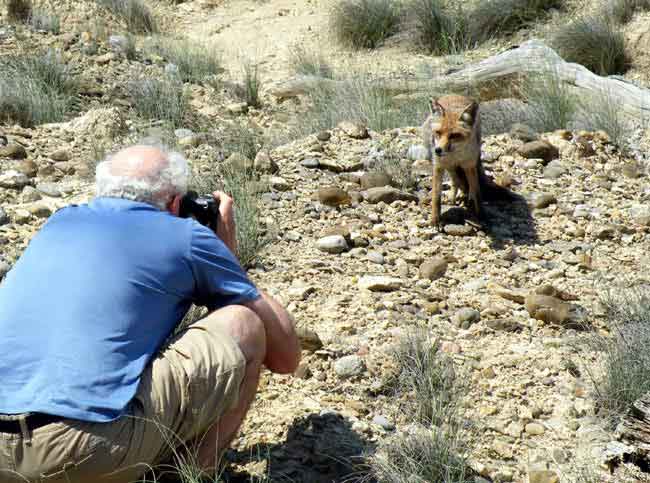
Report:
372,415,395,430
0,143,27,159
301,158,320,169
50,148,71,162
419,258,448,280
454,307,480,329
316,235,349,254
525,422,546,436
358,276,403,292
36,182,62,197
334,355,365,378
444,224,474,236
366,251,385,264
0,170,30,189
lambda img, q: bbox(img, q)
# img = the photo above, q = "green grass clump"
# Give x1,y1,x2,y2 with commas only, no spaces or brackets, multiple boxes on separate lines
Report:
330,0,400,49
240,57,262,108
573,89,628,151
288,43,334,78
0,51,78,127
407,0,471,54
550,15,629,75
28,9,61,33
96,0,157,34
148,37,222,83
518,68,576,132
7,0,32,22
128,76,189,128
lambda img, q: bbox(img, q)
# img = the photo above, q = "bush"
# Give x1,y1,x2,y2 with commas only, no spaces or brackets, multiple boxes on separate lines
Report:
573,89,628,151
330,0,400,49
128,76,189,128
551,15,629,75
147,37,222,83
7,0,31,22
240,57,262,108
288,43,333,78
587,285,650,427
28,9,60,33
222,120,264,161
407,0,470,54
0,51,78,127
96,0,156,34
518,68,576,132
469,0,562,43
604,0,650,23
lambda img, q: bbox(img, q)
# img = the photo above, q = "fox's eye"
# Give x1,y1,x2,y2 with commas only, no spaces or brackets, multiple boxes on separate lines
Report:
434,130,442,137
449,133,463,140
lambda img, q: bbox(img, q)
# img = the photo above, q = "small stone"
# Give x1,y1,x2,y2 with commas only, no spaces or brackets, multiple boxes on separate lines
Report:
630,204,650,226
226,102,248,114
108,35,129,53
372,415,395,430
360,171,392,189
454,307,480,329
13,209,31,224
36,182,62,197
338,121,369,139
301,158,320,169
444,224,474,236
317,235,349,254
95,52,116,65
318,186,350,207
174,128,194,139
517,140,559,164
0,143,27,159
254,151,279,174
50,148,71,162
525,294,573,325
334,355,366,378
27,203,52,218
407,144,429,161
622,163,641,179
21,186,42,202
358,276,403,292
525,422,546,435
364,186,417,204
178,135,201,148
0,170,30,189
366,251,385,264
269,176,290,191
481,366,496,379
543,161,565,179
528,470,559,483
316,131,331,142
596,226,616,240
295,327,323,352
529,193,557,209
419,258,447,280
510,123,539,142
17,160,38,178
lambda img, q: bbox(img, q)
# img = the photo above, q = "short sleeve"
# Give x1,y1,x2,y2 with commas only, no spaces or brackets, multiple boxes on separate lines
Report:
189,222,260,311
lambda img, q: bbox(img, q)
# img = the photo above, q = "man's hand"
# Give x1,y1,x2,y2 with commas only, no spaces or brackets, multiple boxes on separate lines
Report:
212,191,238,257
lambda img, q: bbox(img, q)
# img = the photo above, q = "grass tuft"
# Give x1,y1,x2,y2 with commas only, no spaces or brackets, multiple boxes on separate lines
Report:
518,68,576,133
0,51,78,127
551,15,629,75
573,88,629,151
147,37,222,84
238,57,263,108
604,0,650,23
128,76,189,128
96,0,157,34
330,0,400,49
7,0,32,22
407,0,470,54
288,43,334,78
29,8,60,33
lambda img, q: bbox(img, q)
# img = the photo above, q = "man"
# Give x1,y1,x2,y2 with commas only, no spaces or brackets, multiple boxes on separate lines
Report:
0,143,301,482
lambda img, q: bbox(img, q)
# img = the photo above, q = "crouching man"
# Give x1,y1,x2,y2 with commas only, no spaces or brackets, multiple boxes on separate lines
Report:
0,143,301,482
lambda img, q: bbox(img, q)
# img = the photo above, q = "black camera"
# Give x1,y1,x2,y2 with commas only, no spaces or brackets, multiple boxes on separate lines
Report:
179,190,219,231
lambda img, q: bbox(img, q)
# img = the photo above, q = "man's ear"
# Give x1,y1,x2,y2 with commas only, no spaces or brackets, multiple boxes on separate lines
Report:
429,98,445,117
167,194,182,216
460,101,479,125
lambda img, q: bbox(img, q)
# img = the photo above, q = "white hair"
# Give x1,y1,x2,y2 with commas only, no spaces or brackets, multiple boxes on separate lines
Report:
95,141,189,210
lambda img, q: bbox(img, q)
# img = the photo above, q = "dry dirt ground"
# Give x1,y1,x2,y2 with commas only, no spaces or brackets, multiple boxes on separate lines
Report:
2,0,650,482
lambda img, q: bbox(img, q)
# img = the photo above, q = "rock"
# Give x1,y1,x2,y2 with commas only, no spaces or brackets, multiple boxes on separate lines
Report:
419,258,448,280
254,151,279,174
529,193,557,209
226,152,254,173
0,143,27,160
622,163,641,179
318,186,351,207
0,170,30,189
528,470,559,483
525,422,545,435
407,144,429,161
36,182,62,197
21,186,42,202
454,307,480,329
301,158,320,169
364,186,417,204
316,131,331,142
226,102,248,114
338,121,369,139
108,35,129,54
543,161,565,180
630,204,650,226
517,140,559,164
174,128,194,139
317,235,349,254
64,108,124,141
27,204,52,218
0,260,9,279
444,224,474,236
485,319,524,332
525,294,575,325
367,251,385,264
0,207,8,225
510,123,539,142
334,355,366,378
17,160,38,178
372,415,395,430
359,276,403,292
95,52,116,65
360,171,392,189
269,176,290,191
178,135,201,148
411,159,431,176
50,148,71,162
296,327,323,352
13,209,31,224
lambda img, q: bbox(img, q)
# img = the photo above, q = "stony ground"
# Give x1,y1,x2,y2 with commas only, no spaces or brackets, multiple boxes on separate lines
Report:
2,0,650,482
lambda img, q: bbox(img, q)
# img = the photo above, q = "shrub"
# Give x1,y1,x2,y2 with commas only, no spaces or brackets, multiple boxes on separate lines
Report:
469,0,562,43
518,68,576,132
96,0,156,34
222,120,264,161
28,9,60,34
330,0,400,49
573,89,628,151
0,51,78,127
288,43,333,78
586,285,650,427
7,0,31,22
550,15,629,75
407,0,471,54
604,0,650,23
147,37,222,84
240,57,262,108
128,76,189,128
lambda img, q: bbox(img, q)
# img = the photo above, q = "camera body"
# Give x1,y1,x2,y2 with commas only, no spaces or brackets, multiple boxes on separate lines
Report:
179,191,219,231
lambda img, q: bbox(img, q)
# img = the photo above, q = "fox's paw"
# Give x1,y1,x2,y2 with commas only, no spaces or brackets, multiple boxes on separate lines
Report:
431,215,442,231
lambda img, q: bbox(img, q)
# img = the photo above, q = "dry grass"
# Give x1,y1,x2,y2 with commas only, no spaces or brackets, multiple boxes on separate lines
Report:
147,37,222,84
127,76,189,128
406,0,471,54
330,0,400,49
604,0,650,23
287,43,333,78
6,0,32,22
96,0,157,33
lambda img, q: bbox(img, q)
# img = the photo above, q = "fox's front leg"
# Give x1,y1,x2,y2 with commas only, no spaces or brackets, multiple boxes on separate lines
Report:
448,169,464,206
431,165,444,228
463,165,482,218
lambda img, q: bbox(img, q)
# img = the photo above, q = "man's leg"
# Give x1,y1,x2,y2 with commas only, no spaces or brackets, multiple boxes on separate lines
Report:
194,305,267,471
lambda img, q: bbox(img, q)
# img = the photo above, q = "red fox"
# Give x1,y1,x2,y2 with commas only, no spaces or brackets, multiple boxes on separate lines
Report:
422,94,508,228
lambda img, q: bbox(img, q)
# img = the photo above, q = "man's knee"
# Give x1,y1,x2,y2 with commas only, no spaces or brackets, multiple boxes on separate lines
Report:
201,305,266,364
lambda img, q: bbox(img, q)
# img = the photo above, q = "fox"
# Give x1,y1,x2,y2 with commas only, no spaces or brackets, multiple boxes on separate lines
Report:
422,94,509,228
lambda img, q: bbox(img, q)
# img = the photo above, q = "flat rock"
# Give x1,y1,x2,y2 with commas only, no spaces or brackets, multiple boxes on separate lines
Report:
358,275,403,292
419,258,447,280
334,355,366,378
630,204,650,226
360,172,392,189
0,170,30,189
316,235,349,254
525,294,575,325
517,140,559,164
50,148,71,162
318,186,350,207
364,186,417,204
36,182,62,197
0,143,27,160
444,224,474,236
338,121,369,139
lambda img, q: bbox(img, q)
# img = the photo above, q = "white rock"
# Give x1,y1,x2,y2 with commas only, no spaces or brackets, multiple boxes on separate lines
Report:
317,235,349,254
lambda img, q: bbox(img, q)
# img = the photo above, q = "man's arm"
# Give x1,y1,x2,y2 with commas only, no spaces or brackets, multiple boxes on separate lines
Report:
242,291,301,374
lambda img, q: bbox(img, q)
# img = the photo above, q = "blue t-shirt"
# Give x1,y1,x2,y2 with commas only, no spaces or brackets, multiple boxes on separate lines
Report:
0,197,260,422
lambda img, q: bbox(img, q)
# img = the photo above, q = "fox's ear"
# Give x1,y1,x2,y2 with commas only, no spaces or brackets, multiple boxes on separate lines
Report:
460,101,479,125
429,98,445,117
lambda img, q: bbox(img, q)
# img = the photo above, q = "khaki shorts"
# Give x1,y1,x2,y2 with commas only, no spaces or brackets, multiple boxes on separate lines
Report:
0,318,247,483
